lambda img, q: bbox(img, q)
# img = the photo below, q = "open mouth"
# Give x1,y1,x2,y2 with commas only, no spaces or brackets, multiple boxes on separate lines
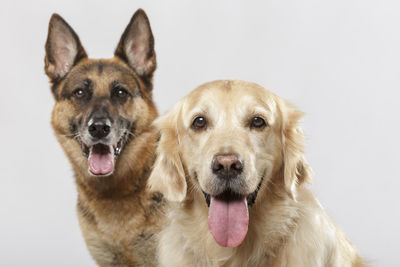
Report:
77,135,127,176
203,177,263,248
203,176,263,208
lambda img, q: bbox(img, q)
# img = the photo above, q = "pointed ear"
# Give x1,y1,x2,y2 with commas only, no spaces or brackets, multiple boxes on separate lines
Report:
44,14,87,84
148,105,187,202
280,100,313,200
114,9,156,88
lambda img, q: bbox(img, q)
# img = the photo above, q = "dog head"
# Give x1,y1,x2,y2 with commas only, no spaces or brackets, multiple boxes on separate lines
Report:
149,80,312,247
45,10,157,178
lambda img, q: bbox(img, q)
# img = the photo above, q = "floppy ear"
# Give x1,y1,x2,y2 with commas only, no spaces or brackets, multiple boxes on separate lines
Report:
148,106,187,202
114,9,156,89
280,100,313,200
44,14,87,85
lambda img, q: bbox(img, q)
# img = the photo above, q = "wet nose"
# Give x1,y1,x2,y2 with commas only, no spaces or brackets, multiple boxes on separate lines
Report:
88,120,110,139
211,153,243,179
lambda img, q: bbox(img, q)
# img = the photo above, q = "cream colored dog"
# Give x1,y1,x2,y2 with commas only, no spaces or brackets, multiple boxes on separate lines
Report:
149,80,364,266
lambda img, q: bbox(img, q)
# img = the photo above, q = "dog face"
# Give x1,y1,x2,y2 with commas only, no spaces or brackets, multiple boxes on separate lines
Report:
45,10,157,177
178,81,282,202
149,80,311,247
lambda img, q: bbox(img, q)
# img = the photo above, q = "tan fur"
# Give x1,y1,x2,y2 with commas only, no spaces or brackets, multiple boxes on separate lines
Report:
45,11,165,266
149,80,364,266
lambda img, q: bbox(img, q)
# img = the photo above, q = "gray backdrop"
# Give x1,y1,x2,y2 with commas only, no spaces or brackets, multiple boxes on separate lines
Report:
1,0,399,266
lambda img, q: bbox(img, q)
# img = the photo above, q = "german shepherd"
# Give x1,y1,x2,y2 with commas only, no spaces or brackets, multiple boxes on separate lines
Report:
44,9,164,266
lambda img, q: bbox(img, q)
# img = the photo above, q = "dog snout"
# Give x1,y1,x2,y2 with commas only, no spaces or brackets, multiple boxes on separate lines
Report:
211,153,243,179
88,119,111,139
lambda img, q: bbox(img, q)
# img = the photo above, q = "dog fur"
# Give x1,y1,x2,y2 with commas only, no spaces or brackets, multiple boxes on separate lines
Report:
45,10,165,266
148,80,364,267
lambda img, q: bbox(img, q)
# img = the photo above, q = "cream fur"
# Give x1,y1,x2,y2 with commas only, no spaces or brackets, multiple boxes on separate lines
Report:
149,80,364,267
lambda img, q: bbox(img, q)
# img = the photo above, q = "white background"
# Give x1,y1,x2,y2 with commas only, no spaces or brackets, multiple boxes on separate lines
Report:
1,0,399,266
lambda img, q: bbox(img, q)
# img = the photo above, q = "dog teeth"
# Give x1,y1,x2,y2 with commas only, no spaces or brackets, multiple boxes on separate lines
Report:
114,139,123,156
78,139,90,157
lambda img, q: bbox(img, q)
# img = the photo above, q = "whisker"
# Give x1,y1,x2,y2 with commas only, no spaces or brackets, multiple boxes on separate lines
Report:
62,132,81,139
126,131,136,138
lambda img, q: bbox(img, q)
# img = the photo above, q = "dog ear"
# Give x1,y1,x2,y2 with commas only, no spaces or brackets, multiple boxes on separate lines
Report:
114,9,156,89
280,100,313,200
148,105,187,202
44,14,87,84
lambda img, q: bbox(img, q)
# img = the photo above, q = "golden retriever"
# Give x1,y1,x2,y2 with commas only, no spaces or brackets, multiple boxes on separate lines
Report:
148,80,364,266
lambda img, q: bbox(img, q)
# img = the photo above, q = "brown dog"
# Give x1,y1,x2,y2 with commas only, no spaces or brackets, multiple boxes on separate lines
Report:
149,80,364,266
44,10,164,266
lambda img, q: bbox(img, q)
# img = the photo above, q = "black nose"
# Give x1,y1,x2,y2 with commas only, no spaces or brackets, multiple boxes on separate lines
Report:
88,120,110,139
211,153,243,179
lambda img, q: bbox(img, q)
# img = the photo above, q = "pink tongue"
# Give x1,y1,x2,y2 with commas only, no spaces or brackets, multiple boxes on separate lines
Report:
208,196,249,247
88,146,114,175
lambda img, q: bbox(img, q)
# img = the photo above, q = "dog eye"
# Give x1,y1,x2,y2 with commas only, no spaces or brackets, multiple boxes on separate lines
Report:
73,88,85,99
250,117,267,129
116,88,128,99
112,86,130,102
191,116,207,130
